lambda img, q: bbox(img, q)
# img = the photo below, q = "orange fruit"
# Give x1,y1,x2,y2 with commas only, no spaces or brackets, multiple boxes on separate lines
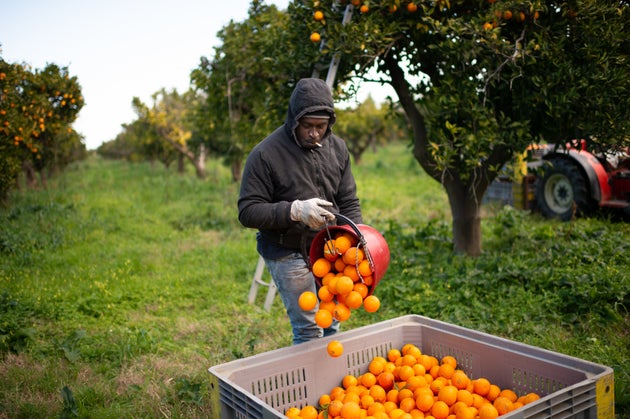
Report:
456,389,473,407
406,375,427,391
478,403,499,419
440,355,457,369
398,388,414,401
401,343,416,355
335,275,355,295
313,10,324,21
472,378,490,396
407,2,418,12
312,258,331,278
318,285,335,303
390,409,408,419
310,32,321,42
343,264,360,282
315,309,333,328
323,239,338,261
327,340,344,358
498,388,518,403
321,272,335,286
450,370,470,390
363,295,380,312
412,363,426,377
343,391,360,405
415,390,434,412
438,363,455,379
298,291,318,311
340,400,361,419
334,258,347,273
319,393,331,407
493,396,514,415
344,290,364,309
398,365,415,382
386,388,399,404
319,299,336,313
503,10,513,20
400,354,416,366
431,400,450,419
430,377,447,395
300,405,318,419
522,392,540,404
333,303,351,321
342,374,359,389
353,282,369,299
358,259,373,277
361,372,377,388
370,384,387,403
343,247,365,265
437,385,458,406
369,357,387,375
400,397,417,413
360,4,369,13
388,348,402,363
455,406,477,419
285,407,301,418
471,393,486,410
334,235,352,254
328,399,344,416
360,393,375,409
330,386,345,400
485,384,500,402
383,361,396,374
368,401,386,416
419,354,436,371
378,371,395,391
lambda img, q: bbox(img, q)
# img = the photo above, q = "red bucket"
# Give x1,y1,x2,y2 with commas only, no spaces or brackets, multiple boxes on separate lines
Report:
309,214,390,296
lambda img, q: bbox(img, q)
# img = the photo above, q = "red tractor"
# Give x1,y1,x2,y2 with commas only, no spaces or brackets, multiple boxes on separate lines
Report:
529,140,630,220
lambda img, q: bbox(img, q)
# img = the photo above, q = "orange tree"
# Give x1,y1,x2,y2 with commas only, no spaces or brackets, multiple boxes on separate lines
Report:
289,0,629,255
0,57,84,202
190,0,319,181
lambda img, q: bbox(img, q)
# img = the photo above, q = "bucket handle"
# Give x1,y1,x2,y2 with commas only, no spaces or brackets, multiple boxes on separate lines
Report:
326,213,375,275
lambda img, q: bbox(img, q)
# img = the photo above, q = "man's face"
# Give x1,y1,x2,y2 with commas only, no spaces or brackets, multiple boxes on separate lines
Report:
295,117,329,149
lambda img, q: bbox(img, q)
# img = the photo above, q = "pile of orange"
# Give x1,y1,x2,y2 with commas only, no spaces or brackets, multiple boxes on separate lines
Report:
301,232,381,331
285,343,541,419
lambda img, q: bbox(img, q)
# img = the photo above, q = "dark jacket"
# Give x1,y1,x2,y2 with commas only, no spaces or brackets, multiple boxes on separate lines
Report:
237,78,362,259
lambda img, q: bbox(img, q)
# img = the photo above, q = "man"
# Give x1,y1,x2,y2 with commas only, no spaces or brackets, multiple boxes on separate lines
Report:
238,78,363,344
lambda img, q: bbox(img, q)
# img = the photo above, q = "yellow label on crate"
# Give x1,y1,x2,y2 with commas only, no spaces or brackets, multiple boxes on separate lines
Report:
596,372,615,419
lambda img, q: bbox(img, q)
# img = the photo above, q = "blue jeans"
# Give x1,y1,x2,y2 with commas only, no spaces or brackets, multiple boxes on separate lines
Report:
264,253,339,344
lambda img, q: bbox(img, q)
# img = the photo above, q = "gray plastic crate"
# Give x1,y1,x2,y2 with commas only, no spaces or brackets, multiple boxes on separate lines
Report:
208,315,614,418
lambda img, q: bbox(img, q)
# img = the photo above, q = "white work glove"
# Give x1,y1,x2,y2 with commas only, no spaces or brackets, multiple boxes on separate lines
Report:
290,198,335,230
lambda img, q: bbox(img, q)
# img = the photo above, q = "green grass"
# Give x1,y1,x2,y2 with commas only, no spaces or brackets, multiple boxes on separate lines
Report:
1,142,628,418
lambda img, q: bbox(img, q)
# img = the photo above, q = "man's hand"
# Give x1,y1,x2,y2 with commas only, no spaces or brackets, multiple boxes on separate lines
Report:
290,198,335,229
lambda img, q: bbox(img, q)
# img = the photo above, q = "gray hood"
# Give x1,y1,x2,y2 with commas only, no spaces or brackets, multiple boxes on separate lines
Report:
285,78,337,144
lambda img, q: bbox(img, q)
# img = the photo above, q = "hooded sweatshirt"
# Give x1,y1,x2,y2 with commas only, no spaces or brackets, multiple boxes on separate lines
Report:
238,78,363,259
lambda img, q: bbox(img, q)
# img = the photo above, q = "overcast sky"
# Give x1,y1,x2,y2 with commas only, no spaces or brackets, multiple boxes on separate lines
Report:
1,0,292,149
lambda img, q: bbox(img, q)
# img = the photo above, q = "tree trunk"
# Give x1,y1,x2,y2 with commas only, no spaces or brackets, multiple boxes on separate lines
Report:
177,153,185,174
157,128,207,179
22,161,38,189
445,180,483,256
383,51,485,256
231,159,242,182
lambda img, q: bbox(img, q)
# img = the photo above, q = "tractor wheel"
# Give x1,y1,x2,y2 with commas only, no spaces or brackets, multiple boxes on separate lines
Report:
535,158,596,221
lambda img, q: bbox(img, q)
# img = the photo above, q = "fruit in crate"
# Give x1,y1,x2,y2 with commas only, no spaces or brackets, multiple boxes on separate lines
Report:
284,344,541,418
